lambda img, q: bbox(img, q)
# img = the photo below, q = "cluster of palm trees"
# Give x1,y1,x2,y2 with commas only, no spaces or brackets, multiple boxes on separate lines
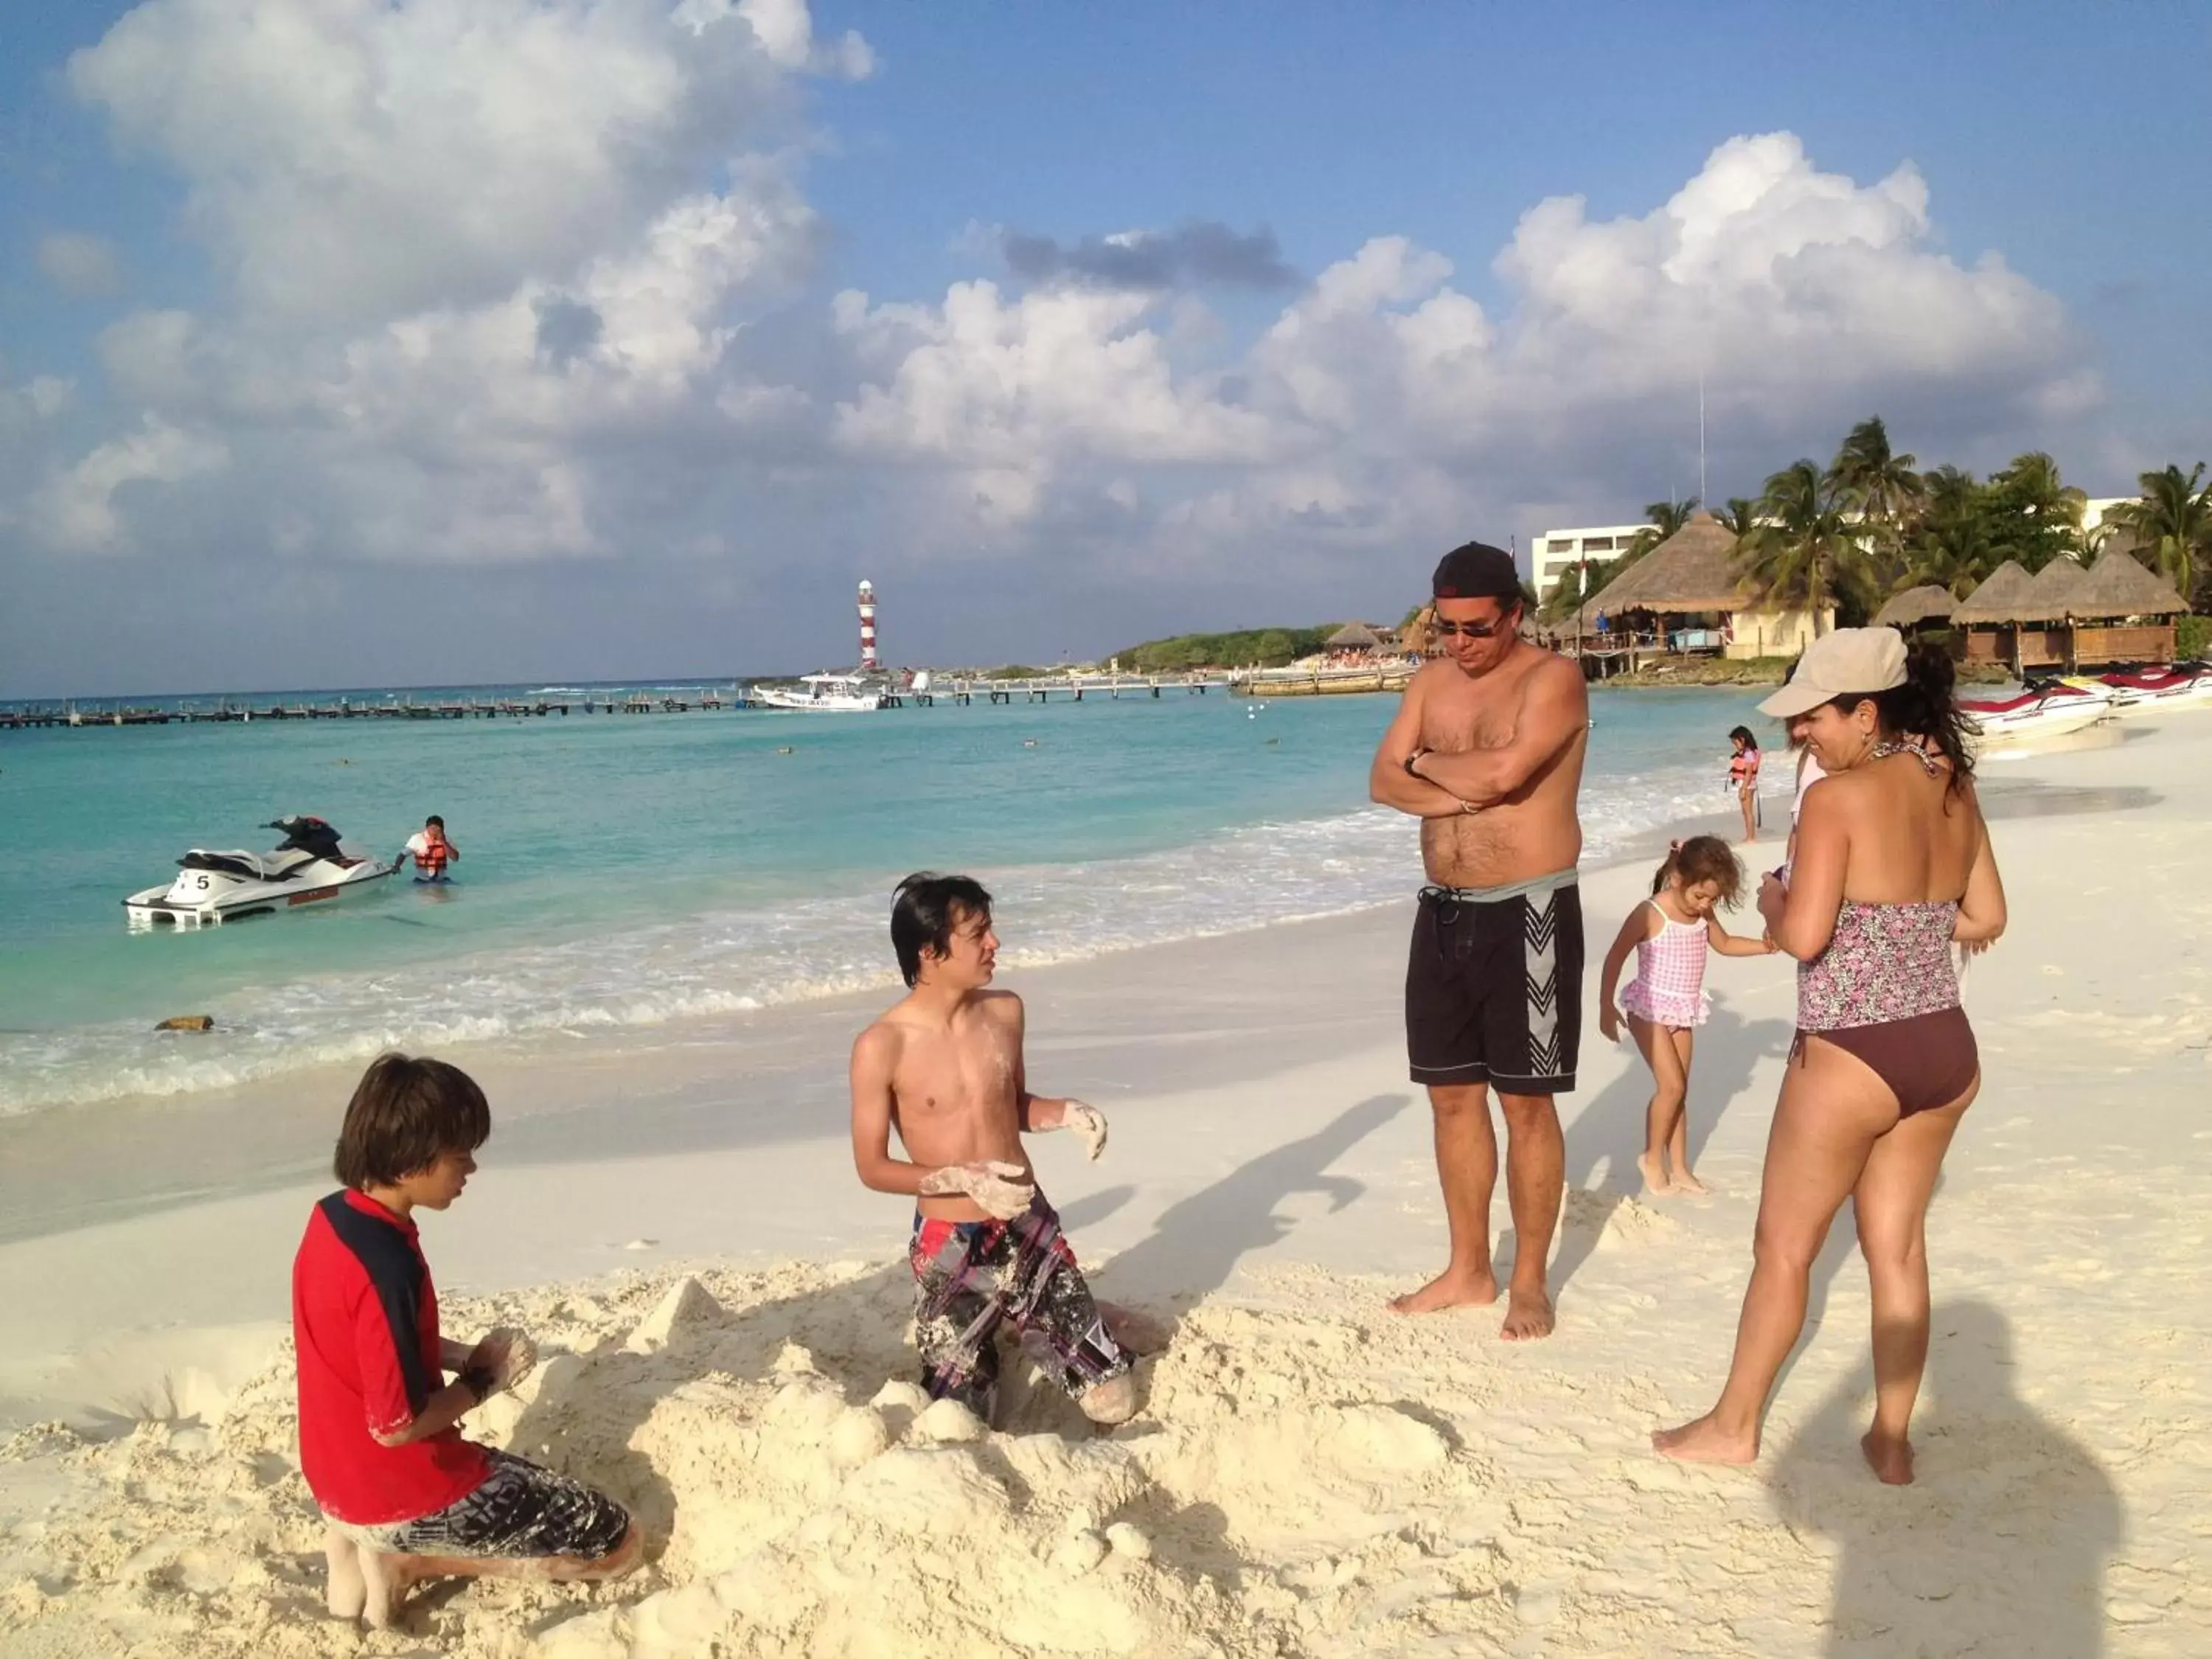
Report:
1541,418,2212,630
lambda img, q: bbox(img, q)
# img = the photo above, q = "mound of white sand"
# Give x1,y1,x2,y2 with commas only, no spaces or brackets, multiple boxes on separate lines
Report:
0,1258,1540,1659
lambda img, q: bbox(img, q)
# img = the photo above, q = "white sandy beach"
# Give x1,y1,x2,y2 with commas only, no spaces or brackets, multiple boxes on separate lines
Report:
4,711,2210,1658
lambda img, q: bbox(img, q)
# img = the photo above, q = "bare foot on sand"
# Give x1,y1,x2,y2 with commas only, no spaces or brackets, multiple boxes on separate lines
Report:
1636,1152,1674,1196
1671,1169,1711,1196
1652,1413,1759,1465
1388,1267,1499,1315
1500,1287,1555,1341
1861,1428,1915,1485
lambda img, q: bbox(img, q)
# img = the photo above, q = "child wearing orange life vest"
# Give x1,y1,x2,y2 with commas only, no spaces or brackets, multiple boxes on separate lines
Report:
402,816,459,883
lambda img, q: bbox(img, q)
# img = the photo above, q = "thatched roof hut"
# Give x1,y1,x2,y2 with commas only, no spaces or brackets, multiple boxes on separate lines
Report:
2073,552,2188,619
1872,584,1957,629
1324,621,1384,650
1400,606,1436,655
1955,560,2062,625
1576,512,1744,622
2028,556,2095,617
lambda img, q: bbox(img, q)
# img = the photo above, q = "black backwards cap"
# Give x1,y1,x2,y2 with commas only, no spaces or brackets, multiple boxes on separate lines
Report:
1432,540,1521,602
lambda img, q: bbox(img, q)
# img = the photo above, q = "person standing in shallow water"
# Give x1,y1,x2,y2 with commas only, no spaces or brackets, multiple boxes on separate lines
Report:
1368,541,1590,1341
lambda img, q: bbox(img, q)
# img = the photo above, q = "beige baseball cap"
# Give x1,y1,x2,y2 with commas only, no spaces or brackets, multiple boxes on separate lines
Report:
1756,627,1907,719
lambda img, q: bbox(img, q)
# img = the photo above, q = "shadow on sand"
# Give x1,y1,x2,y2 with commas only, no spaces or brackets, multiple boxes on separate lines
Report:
1547,998,1790,1295
1771,1299,2121,1657
1094,1092,1411,1308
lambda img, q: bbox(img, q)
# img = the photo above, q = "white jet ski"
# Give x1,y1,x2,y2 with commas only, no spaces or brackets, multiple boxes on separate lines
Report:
124,815,395,928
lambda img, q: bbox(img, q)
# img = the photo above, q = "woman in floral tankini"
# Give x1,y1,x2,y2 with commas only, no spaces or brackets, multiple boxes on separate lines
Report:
1655,630,2007,1485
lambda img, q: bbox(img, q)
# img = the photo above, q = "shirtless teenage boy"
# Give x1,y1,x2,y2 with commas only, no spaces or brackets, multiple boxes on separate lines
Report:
1369,541,1590,1340
849,874,1135,1425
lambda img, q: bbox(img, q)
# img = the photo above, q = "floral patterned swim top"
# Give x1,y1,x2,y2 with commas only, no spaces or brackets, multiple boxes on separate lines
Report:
1796,737,1963,1032
1797,900,1961,1031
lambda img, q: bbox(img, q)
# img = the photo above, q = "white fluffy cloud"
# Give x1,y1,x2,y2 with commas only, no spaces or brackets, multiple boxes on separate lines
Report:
824,133,2090,550
16,4,2099,616
66,0,842,323
32,416,229,552
45,0,842,564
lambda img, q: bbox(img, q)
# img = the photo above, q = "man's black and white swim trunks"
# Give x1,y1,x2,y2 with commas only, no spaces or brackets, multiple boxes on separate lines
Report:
1405,869,1583,1093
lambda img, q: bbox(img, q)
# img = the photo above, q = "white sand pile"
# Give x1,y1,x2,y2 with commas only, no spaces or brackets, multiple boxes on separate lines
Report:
3,1258,1541,1659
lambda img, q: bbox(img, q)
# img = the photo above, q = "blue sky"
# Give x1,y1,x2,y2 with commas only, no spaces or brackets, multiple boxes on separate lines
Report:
2,0,2208,695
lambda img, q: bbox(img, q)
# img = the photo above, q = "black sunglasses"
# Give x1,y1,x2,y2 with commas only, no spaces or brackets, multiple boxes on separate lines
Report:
1430,615,1514,639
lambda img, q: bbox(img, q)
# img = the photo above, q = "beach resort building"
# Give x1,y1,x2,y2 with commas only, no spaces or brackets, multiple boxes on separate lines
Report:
1529,524,1652,601
1568,511,1831,661
1537,499,2133,603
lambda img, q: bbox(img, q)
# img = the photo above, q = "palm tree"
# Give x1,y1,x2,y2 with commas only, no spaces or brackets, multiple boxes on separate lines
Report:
1716,496,1759,539
1902,466,2004,595
1736,460,1871,634
2103,464,2212,608
1827,417,1925,563
1990,451,2090,568
1537,565,1587,625
1994,451,2087,526
1624,497,1699,560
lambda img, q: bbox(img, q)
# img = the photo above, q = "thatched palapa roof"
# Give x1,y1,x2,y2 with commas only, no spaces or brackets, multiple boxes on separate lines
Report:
1576,512,1747,621
1872,584,1957,629
2073,552,2188,619
2028,556,2094,617
1325,621,1384,650
1955,560,2063,625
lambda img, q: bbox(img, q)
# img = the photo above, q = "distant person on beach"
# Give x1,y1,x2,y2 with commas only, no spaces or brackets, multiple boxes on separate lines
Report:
849,873,1136,1425
1728,726,1761,843
1655,632,2007,1483
400,815,459,883
1368,540,1590,1340
293,1054,639,1632
1596,835,1778,1197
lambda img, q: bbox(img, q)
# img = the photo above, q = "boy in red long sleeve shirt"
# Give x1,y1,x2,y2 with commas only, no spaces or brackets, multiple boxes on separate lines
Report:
293,1053,639,1630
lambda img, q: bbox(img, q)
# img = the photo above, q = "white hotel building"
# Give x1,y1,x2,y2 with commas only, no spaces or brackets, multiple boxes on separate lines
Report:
1528,524,1652,602
1529,498,2135,602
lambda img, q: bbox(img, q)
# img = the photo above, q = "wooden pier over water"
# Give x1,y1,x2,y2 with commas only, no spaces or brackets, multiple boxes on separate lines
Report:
0,693,728,730
1,675,1239,731
839,672,1231,709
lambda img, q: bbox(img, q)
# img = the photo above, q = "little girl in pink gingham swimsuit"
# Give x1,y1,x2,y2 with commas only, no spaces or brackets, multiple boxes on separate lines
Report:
1599,836,1780,1196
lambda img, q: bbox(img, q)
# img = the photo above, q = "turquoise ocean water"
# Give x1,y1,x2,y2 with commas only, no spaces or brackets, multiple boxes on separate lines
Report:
0,681,1772,1116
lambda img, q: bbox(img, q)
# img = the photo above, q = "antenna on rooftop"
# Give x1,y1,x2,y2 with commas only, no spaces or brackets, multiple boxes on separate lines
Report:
1697,363,1708,507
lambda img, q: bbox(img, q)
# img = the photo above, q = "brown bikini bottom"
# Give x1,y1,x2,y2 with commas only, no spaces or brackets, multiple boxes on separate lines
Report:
1795,1006,1978,1117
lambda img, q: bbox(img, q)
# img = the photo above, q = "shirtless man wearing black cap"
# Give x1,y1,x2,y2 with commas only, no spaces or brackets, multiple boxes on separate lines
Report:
1368,540,1589,1340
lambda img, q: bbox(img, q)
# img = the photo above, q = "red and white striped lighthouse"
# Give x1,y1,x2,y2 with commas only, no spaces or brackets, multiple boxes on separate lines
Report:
857,580,880,672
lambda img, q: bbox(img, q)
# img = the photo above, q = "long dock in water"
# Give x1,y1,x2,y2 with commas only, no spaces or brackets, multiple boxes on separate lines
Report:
2,675,1237,731
799,673,1232,709
0,694,728,729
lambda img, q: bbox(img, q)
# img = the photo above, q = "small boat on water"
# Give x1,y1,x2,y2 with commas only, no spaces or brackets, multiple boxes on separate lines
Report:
124,815,394,928
1958,681,2116,746
748,672,889,712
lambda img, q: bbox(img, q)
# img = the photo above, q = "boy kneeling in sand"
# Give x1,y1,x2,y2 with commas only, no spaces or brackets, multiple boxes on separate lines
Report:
293,1054,640,1630
850,873,1136,1427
